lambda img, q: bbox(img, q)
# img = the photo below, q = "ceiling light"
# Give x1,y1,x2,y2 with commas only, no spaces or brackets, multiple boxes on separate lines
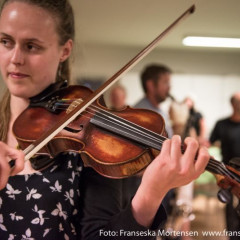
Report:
182,36,240,48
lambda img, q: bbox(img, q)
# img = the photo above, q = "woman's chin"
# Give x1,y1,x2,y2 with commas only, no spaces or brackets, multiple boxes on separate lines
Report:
10,88,34,99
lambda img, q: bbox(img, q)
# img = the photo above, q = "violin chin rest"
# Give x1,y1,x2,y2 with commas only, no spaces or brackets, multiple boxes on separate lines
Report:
30,154,54,170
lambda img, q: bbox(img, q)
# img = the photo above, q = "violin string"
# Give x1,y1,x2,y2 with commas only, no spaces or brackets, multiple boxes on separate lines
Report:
55,102,166,148
54,100,235,179
91,109,165,142
57,102,225,168
87,106,239,180
56,100,235,179
210,159,240,182
56,100,167,143
207,156,240,182
58,100,163,141
83,114,235,178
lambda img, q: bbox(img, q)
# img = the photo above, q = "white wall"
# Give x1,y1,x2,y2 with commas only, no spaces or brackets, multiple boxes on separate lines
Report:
71,44,240,79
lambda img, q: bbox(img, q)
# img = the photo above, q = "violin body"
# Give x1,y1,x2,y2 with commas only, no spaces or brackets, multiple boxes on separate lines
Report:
13,85,167,178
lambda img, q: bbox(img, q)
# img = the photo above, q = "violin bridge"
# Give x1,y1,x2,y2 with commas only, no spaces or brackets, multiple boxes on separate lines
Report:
66,98,83,114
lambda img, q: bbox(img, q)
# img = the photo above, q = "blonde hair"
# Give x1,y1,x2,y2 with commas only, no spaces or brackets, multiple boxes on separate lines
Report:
0,90,10,141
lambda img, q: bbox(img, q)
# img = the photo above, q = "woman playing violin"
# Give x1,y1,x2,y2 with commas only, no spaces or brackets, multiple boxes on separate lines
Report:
0,0,210,239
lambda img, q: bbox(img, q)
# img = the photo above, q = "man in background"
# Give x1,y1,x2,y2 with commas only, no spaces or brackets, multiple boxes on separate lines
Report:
210,92,240,240
135,64,173,138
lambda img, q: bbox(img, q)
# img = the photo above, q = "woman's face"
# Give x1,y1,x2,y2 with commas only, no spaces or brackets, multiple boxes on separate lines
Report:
0,2,72,99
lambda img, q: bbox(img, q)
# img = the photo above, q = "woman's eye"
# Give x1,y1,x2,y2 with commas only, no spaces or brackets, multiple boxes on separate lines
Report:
26,43,40,51
0,38,12,47
27,44,35,50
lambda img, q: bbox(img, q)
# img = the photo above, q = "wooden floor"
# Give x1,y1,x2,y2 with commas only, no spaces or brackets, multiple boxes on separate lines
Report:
191,184,228,240
157,183,228,240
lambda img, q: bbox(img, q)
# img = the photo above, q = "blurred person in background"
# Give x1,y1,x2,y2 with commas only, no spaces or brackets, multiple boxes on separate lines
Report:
109,84,127,110
135,64,173,138
169,97,189,138
210,92,240,240
183,97,208,147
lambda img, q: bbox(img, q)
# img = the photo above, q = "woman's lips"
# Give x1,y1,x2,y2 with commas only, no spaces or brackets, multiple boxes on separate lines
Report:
9,72,29,79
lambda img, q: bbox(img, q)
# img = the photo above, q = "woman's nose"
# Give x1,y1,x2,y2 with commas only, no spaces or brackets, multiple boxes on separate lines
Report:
10,46,24,65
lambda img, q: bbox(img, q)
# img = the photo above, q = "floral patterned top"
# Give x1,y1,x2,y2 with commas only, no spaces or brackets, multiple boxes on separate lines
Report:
0,153,166,240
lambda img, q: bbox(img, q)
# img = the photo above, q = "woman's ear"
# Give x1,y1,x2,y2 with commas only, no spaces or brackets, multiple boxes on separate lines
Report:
60,39,73,62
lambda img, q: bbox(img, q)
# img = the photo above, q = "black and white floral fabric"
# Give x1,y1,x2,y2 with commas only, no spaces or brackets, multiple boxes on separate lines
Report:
0,153,83,240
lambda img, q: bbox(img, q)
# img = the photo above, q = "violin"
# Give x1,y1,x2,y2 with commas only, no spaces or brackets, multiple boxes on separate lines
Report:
12,80,240,202
13,81,166,177
10,5,240,203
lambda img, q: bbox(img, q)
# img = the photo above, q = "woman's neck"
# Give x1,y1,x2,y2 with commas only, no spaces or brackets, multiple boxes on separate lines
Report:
8,95,38,174
7,95,29,147
10,95,29,123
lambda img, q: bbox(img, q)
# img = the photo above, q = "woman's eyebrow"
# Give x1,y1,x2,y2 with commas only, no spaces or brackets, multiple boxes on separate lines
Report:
24,38,45,44
0,32,13,38
0,32,44,43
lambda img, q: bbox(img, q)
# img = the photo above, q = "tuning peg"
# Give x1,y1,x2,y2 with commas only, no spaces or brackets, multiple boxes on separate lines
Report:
217,188,232,204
